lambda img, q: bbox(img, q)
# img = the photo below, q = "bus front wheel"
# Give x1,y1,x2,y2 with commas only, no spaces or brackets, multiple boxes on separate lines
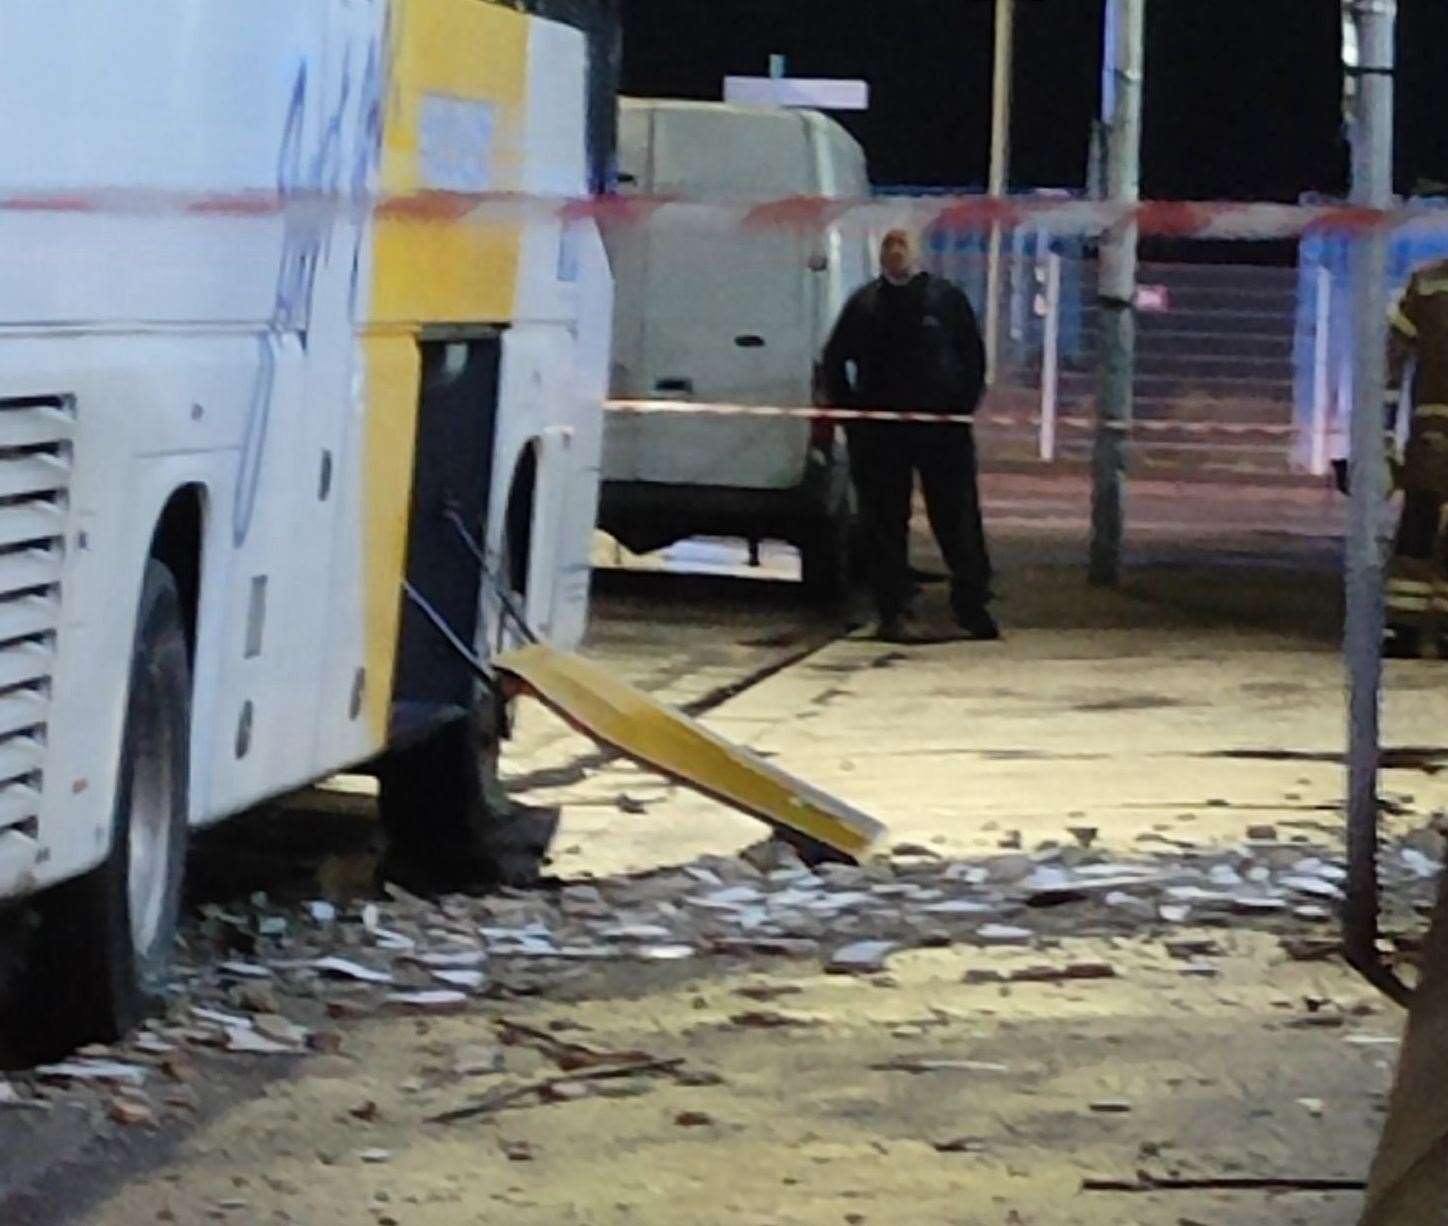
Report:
3,560,190,1061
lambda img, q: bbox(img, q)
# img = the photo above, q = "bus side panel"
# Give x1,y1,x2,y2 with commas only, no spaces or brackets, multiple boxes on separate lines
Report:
553,267,611,651
533,222,611,653
0,1,404,829
192,0,395,820
509,18,607,654
0,335,255,889
485,327,567,652
0,2,327,328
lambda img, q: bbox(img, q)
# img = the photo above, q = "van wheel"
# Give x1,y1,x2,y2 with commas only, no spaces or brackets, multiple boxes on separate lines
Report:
4,561,190,1061
377,710,557,894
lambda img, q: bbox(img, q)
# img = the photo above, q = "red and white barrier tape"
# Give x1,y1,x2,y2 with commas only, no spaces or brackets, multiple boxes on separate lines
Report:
605,398,976,426
605,399,1305,436
2,188,1445,240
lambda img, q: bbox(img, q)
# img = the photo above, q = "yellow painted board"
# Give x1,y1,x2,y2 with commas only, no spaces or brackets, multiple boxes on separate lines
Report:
495,643,887,861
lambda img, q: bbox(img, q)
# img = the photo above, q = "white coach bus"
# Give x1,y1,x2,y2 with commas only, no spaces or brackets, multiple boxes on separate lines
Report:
0,0,614,1052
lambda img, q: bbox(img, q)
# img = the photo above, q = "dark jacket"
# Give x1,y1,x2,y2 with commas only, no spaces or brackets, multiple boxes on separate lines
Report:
1391,258,1448,494
819,272,986,416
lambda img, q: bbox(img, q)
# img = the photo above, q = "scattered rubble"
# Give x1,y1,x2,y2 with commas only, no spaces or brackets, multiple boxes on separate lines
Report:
451,1045,505,1077
826,941,897,975
223,1026,299,1056
36,1060,148,1088
728,1010,817,1030
15,822,1440,1123
0,1079,46,1110
385,990,469,1010
870,1058,1011,1075
427,1057,685,1125
674,1110,713,1127
975,924,1036,946
1008,962,1117,983
933,1135,989,1154
108,1097,158,1128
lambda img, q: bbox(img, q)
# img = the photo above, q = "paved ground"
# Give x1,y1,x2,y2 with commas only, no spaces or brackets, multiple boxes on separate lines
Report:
527,474,1431,878
8,471,1445,1225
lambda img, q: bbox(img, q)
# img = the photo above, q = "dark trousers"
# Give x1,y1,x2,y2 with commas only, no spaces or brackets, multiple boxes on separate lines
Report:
846,421,993,622
1387,489,1448,632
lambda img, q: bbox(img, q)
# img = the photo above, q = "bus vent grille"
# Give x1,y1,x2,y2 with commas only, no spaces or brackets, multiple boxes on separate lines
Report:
0,395,75,833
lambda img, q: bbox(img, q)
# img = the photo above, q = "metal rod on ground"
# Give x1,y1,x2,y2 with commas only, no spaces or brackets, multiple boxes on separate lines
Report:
1342,0,1411,1006
984,0,1015,385
1089,0,1143,587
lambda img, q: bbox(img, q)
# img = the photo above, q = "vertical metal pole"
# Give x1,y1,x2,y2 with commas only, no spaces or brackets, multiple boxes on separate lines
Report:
1040,252,1062,462
1100,0,1120,120
1342,0,1408,1005
984,0,1015,384
1089,0,1144,586
1311,263,1333,476
1010,226,1029,344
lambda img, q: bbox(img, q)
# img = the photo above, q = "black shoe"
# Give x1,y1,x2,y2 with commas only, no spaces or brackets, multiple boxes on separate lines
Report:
909,567,948,586
956,606,1001,641
1385,625,1422,659
875,615,911,643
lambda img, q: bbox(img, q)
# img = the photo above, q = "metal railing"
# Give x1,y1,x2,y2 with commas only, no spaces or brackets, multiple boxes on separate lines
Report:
925,241,1305,479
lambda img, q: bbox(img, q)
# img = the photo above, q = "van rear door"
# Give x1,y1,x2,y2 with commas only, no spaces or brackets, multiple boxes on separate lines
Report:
633,104,814,491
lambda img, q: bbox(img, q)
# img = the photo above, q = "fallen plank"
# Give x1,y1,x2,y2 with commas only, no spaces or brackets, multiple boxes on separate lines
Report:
495,643,886,861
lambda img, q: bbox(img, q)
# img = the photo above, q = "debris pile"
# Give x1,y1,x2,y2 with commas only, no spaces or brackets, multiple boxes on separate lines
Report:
9,824,1440,1125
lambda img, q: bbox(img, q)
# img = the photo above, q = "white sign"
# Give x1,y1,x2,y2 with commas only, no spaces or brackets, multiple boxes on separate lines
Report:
723,76,869,111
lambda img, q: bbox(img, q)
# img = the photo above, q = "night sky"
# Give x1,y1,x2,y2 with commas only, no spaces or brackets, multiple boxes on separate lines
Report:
617,1,1448,203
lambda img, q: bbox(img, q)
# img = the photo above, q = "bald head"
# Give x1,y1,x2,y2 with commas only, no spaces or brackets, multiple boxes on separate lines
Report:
880,229,919,284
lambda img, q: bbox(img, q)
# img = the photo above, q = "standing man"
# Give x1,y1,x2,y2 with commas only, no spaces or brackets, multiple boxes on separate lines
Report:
820,228,997,641
1384,257,1448,658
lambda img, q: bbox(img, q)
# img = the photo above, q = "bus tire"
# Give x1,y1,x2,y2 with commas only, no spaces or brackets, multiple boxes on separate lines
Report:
376,711,556,894
12,561,190,1058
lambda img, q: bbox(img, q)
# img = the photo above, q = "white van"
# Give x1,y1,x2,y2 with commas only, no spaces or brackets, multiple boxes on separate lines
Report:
598,98,873,598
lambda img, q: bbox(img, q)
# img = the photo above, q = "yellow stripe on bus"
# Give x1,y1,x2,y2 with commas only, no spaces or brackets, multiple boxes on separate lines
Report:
360,333,423,741
355,0,536,740
371,0,528,325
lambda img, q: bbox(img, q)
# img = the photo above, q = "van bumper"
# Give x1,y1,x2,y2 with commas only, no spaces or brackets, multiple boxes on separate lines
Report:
599,467,845,557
